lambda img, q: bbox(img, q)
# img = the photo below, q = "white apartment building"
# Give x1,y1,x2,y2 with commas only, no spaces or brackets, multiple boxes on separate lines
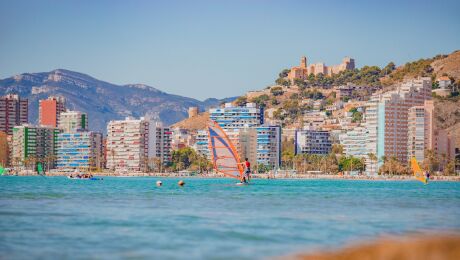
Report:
209,102,263,129
339,127,368,158
194,129,211,159
106,117,171,172
59,110,88,132
106,117,150,172
407,106,426,163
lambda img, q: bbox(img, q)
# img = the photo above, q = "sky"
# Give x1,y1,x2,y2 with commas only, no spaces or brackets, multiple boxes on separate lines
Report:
1,0,459,100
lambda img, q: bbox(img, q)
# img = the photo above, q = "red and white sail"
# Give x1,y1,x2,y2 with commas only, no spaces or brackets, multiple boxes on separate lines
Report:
207,120,244,179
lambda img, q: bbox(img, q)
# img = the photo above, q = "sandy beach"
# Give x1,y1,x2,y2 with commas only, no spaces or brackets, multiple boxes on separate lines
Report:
6,170,460,181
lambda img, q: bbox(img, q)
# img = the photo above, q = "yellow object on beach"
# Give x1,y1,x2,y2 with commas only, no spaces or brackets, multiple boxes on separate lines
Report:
411,157,427,184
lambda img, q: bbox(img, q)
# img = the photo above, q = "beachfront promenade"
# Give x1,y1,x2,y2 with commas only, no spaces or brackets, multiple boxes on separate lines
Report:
6,170,460,181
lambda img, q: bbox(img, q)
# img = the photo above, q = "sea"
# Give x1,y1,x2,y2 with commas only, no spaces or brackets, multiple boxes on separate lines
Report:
1,177,459,259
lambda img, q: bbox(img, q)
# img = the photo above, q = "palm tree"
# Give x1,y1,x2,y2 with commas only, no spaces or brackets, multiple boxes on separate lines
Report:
282,152,294,170
293,155,303,173
45,154,57,172
108,149,116,171
151,157,162,173
440,153,447,172
27,155,37,172
367,153,377,174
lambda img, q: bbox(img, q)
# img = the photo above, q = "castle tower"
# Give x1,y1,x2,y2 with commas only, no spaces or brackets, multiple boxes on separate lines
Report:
342,57,355,70
300,56,307,69
188,107,199,118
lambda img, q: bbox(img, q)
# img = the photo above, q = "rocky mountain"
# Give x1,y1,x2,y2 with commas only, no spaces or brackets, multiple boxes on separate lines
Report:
0,69,236,133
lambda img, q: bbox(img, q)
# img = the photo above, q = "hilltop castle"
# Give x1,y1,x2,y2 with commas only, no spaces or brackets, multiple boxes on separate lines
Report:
287,56,355,80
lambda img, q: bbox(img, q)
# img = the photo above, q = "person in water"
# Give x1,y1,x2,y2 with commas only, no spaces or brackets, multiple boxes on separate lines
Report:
425,171,430,183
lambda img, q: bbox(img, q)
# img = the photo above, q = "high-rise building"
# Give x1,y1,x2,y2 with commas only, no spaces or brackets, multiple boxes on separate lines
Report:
56,131,103,170
106,117,171,171
0,94,28,135
209,102,263,130
153,125,172,165
106,117,149,172
255,126,281,169
295,129,332,155
194,129,211,159
11,125,61,168
407,106,427,163
39,96,66,127
59,110,88,132
0,131,8,166
364,77,432,173
238,128,257,166
339,127,368,158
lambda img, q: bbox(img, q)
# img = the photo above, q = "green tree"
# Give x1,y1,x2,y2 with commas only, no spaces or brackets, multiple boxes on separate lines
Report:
381,62,396,76
275,78,291,86
257,163,271,173
379,156,409,175
281,150,295,169
352,111,363,122
423,149,439,172
443,159,456,175
331,144,343,155
270,86,285,96
171,147,198,171
339,156,365,172
279,69,290,78
293,78,307,89
234,96,247,106
290,93,299,100
250,94,269,108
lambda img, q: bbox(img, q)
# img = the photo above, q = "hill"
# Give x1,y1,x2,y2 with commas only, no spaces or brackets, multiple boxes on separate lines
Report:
170,112,210,131
432,50,460,80
237,50,460,129
434,96,460,148
0,69,234,133
382,50,460,86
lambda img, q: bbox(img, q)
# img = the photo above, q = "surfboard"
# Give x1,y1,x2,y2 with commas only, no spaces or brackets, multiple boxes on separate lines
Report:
236,182,249,186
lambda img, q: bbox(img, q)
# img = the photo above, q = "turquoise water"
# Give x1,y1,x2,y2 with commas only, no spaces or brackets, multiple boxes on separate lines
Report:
1,177,459,259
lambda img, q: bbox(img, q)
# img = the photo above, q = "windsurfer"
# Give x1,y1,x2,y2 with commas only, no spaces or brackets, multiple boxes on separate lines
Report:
243,158,251,183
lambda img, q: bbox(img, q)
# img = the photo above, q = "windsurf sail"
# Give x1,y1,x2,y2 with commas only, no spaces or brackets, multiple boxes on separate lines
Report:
0,164,5,175
36,162,45,175
207,120,244,180
411,157,427,184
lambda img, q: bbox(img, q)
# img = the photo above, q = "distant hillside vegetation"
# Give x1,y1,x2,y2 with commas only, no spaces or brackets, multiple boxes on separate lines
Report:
382,50,460,86
434,96,460,148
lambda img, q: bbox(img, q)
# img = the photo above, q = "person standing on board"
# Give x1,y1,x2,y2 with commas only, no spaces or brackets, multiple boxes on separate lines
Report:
243,158,251,183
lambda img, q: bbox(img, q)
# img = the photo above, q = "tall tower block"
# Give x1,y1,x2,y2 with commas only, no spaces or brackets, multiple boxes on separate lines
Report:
39,96,66,127
300,56,307,69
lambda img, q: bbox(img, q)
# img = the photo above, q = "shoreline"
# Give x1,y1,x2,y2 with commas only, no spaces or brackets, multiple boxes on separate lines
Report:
4,171,460,181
